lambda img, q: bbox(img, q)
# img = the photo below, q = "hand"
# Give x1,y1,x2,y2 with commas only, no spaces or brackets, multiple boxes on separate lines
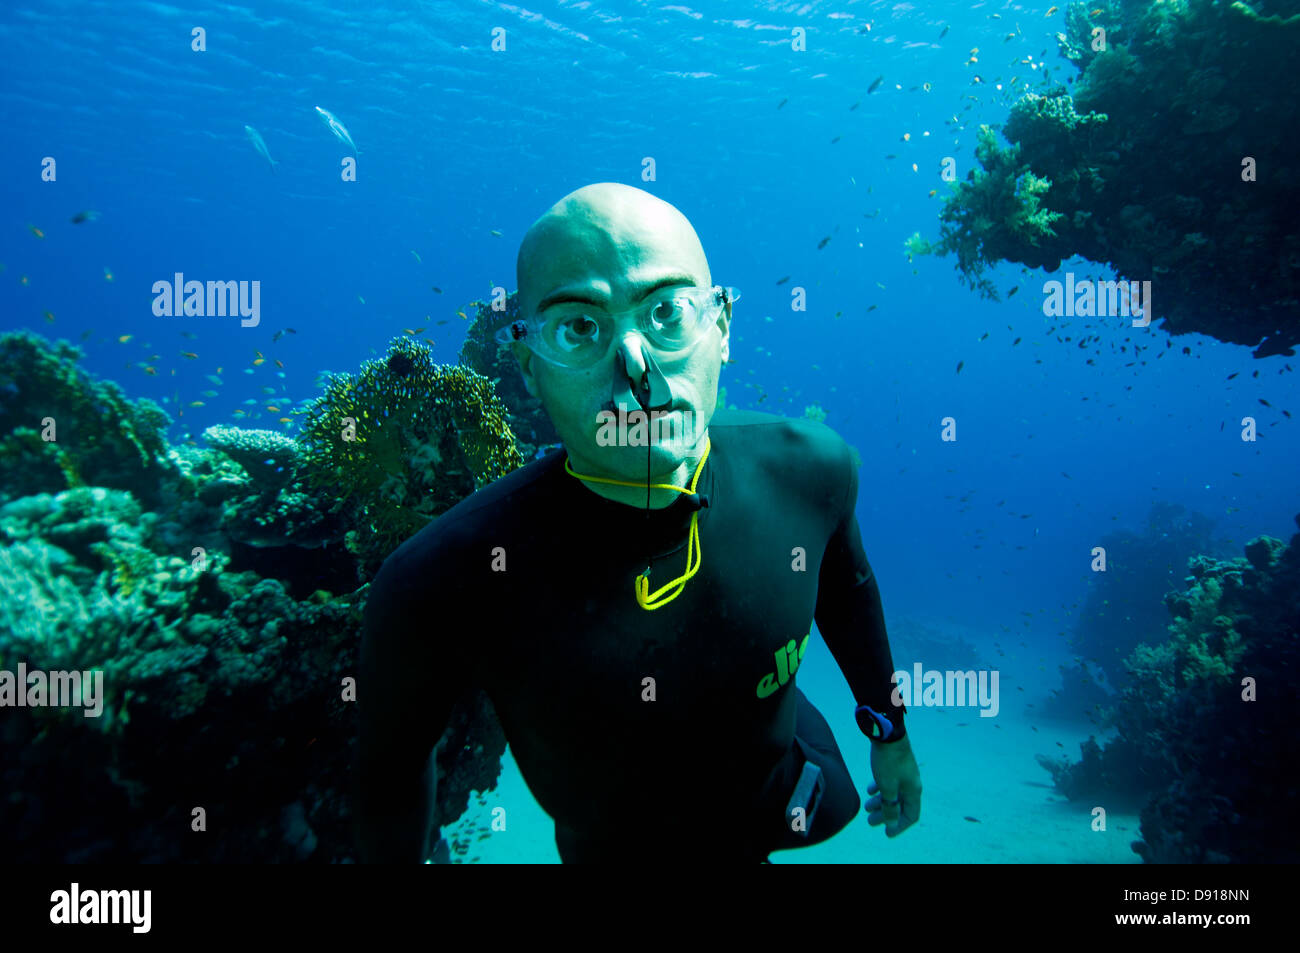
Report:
864,734,921,837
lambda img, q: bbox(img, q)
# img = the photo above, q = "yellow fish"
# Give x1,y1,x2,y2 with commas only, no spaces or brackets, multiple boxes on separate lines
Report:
181,351,199,359
29,225,44,239
103,267,114,282
278,417,292,424
267,405,280,412
189,400,206,407
1046,5,1059,16
233,408,247,416
143,366,157,375
119,334,133,343
457,310,468,320
252,358,265,366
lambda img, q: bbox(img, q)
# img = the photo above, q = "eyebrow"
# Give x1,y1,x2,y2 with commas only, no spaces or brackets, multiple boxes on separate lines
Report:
537,274,698,312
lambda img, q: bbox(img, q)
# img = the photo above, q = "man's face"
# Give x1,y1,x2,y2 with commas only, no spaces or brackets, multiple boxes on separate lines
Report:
514,184,730,481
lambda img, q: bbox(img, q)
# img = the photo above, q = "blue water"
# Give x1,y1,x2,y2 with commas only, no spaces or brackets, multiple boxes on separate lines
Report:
1,1,1297,860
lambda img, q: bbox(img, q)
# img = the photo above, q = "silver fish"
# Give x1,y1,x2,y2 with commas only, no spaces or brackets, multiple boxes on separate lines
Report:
243,124,279,172
314,106,359,154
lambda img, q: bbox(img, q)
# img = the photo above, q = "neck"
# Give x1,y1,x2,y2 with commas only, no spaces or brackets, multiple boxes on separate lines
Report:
566,435,709,510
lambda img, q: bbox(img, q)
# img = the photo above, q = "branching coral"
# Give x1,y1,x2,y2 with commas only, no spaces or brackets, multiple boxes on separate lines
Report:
913,0,1300,356
298,336,524,578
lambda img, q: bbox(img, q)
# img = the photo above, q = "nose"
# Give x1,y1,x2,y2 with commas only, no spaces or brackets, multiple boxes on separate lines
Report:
612,333,673,412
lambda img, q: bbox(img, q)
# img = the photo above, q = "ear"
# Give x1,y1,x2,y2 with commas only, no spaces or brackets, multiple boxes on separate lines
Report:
512,341,540,398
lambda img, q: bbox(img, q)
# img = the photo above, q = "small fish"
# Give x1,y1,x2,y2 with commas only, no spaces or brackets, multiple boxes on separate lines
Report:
457,310,468,320
143,366,157,375
314,106,360,154
830,136,841,144
118,334,133,343
180,330,197,339
1007,285,1019,297
189,400,206,407
956,361,964,374
411,250,422,263
19,274,29,285
28,225,45,239
436,319,450,325
272,329,286,342
243,398,258,406
42,310,55,323
278,417,293,424
849,102,859,111
252,358,265,366
244,125,279,172
1226,372,1238,380
267,405,280,412
1046,5,1059,16
1013,337,1022,346
358,295,365,305
776,276,790,285
866,304,877,312
403,328,418,335
180,351,199,359
233,408,247,416
205,374,223,386
928,189,937,197
201,390,218,398
70,210,100,225
964,816,980,823
868,75,884,94
274,359,284,368
777,98,788,109
103,267,114,282
262,386,277,395
939,25,949,39
431,286,443,294
490,229,502,237
1091,7,1104,15
1259,398,1272,407
817,236,831,250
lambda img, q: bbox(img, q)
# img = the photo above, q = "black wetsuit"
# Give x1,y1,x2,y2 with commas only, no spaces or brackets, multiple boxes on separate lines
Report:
361,408,903,862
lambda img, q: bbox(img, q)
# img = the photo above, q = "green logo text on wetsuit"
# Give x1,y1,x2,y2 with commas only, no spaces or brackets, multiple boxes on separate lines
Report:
756,632,811,698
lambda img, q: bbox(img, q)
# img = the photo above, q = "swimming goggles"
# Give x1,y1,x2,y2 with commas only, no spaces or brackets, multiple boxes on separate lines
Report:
496,285,739,370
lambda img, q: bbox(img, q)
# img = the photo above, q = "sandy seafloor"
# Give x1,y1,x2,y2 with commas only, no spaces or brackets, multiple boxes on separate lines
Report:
439,618,1143,864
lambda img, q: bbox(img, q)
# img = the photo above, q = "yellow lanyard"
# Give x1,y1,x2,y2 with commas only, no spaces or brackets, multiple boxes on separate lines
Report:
564,437,711,610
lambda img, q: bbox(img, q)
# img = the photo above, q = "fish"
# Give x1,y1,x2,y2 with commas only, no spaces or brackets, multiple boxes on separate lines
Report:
457,310,468,320
70,210,100,224
29,225,45,239
244,125,279,172
849,102,859,111
964,816,980,823
1259,398,1272,407
267,405,280,413
189,401,206,407
1046,6,1059,17
1013,338,1021,345
279,417,293,424
490,229,503,237
143,367,157,376
1007,285,1019,297
180,351,199,359
777,98,788,109
956,361,964,374
979,332,989,341
314,106,359,154
262,386,277,395
817,236,831,250
939,25,949,39
103,267,114,282
118,335,133,344
431,286,443,294
274,359,284,368
243,398,258,406
868,76,884,94
205,374,223,386
233,409,247,417
830,136,841,144
358,295,365,305
776,276,790,285
252,358,265,366
436,319,450,325
42,310,55,323
411,250,422,263
201,390,219,398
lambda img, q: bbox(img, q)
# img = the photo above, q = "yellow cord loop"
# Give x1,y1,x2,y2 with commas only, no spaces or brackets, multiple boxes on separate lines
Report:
565,437,710,610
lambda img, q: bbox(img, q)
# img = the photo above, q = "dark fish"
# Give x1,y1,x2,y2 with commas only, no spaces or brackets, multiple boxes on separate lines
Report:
849,102,859,111
868,75,884,94
70,210,100,224
964,816,980,823
1012,337,1021,345
1007,285,1018,297
866,304,877,312
1061,472,1071,479
777,98,787,109
939,25,949,39
956,360,964,374
817,236,831,250
436,319,450,325
979,332,989,341
775,275,790,285
830,136,841,144
1226,372,1238,380
432,286,443,294
1259,398,1272,407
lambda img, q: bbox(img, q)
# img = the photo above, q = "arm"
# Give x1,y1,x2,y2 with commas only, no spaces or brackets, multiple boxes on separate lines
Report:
354,548,459,863
813,441,905,734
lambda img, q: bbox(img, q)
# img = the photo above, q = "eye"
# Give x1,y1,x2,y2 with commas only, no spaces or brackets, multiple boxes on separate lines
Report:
555,314,601,351
648,296,689,329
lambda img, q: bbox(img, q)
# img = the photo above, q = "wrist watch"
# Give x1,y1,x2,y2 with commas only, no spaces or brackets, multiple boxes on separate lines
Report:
855,704,906,744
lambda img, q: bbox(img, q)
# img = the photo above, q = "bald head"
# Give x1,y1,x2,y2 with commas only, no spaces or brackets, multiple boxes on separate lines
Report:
516,183,711,318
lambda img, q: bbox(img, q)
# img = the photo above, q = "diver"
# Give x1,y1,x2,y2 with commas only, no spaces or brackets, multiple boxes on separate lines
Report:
355,182,922,863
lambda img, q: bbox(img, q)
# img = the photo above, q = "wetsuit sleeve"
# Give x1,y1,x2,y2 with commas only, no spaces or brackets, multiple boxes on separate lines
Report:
355,538,467,861
813,441,906,734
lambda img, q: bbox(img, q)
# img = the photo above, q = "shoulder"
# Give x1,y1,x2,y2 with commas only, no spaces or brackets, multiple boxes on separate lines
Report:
709,408,855,503
367,448,564,605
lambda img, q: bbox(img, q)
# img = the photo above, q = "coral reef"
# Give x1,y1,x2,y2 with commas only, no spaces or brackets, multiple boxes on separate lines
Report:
1040,516,1300,863
457,290,561,457
910,0,1300,356
298,336,524,580
0,331,174,507
0,333,514,862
